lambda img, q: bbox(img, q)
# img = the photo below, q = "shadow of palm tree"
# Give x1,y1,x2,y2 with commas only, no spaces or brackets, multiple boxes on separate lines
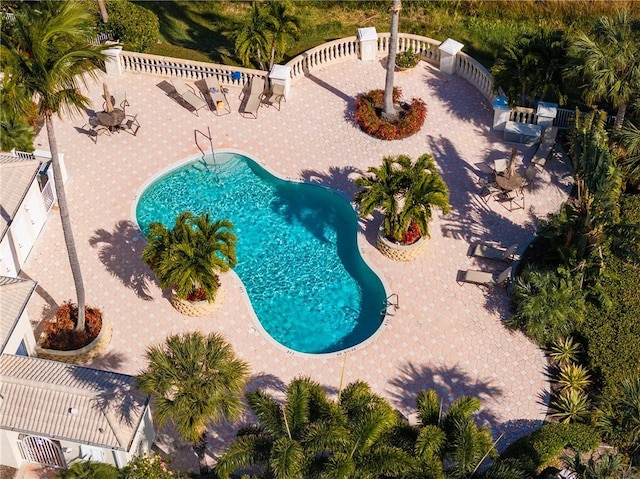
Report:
388,362,502,423
89,220,155,300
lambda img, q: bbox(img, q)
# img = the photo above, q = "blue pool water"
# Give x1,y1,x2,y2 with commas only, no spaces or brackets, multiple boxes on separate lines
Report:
136,152,386,354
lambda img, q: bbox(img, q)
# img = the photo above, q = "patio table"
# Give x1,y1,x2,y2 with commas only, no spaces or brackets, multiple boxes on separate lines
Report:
495,172,525,191
96,108,125,131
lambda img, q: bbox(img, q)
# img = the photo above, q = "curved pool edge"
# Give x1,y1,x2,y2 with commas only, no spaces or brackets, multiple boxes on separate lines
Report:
130,148,393,358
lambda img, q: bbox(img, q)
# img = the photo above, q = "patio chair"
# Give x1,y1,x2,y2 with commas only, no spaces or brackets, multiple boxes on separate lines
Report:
523,165,538,188
499,189,525,211
171,78,208,116
261,82,286,110
240,76,266,119
83,123,111,143
493,158,508,175
204,77,231,116
119,114,141,136
479,182,501,204
458,266,512,286
531,127,558,167
113,90,129,110
470,243,518,262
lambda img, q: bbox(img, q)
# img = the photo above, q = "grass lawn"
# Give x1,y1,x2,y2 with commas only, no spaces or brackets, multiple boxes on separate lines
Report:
137,0,639,70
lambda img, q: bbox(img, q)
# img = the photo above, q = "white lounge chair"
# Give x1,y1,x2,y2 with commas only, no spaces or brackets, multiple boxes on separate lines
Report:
240,77,265,119
459,266,512,286
531,127,559,167
204,77,231,116
171,78,208,116
471,243,518,262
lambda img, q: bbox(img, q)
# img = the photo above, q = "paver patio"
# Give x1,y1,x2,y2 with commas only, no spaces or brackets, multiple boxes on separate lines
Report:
23,58,573,473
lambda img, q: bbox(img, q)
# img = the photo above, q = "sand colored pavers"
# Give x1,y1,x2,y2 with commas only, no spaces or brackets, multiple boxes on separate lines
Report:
22,59,572,473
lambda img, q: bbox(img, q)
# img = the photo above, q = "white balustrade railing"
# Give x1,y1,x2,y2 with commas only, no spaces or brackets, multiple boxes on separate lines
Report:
377,33,441,66
120,51,267,88
455,52,494,102
286,36,360,80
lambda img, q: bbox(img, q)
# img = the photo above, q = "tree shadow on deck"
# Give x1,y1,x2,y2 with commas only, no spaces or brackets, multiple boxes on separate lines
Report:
89,220,155,300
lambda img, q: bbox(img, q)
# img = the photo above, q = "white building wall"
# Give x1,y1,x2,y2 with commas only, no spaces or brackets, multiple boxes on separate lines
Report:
9,179,47,268
1,310,37,356
0,235,18,277
0,430,22,468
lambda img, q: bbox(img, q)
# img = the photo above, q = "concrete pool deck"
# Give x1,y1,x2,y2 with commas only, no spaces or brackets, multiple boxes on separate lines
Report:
23,58,573,473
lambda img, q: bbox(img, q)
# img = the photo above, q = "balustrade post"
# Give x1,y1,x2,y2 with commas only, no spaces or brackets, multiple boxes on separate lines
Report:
357,27,378,62
101,42,123,77
492,95,510,132
269,64,292,100
438,38,464,75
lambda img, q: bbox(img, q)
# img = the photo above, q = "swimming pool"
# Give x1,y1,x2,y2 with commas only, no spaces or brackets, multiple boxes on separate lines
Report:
135,152,387,354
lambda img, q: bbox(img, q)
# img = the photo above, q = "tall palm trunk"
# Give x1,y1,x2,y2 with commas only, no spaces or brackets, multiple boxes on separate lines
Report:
193,432,209,476
45,115,86,331
383,0,401,120
97,0,108,23
614,102,627,131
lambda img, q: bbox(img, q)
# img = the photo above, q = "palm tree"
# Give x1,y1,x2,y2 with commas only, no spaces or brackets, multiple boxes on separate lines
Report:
0,83,35,152
570,9,640,130
383,0,401,120
142,212,237,303
135,332,249,476
264,0,301,71
215,378,411,479
56,460,118,479
232,1,269,70
615,119,640,183
354,154,450,244
595,373,640,452
492,29,569,107
506,268,586,346
392,390,496,479
1,1,106,331
563,451,624,479
215,377,341,479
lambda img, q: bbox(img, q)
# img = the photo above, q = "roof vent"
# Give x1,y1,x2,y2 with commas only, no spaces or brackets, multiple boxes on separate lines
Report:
69,407,79,415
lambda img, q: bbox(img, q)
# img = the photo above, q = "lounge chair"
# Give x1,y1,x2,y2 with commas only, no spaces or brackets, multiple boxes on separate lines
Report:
459,266,512,286
240,77,265,119
531,126,558,167
171,78,208,116
204,77,231,116
471,243,518,262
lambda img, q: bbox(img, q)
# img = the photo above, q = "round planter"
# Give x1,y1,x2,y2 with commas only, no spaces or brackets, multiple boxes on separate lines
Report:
376,229,428,261
170,287,226,317
36,318,112,365
394,64,417,73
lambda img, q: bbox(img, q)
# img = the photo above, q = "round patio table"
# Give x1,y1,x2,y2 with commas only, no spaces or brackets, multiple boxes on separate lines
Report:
96,108,125,131
495,173,525,191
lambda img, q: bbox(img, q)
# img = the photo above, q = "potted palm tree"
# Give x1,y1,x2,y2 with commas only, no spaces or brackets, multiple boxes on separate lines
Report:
354,154,450,261
142,211,237,317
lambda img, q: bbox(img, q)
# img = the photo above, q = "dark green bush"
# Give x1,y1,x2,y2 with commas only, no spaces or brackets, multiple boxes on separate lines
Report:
499,422,601,474
97,0,159,52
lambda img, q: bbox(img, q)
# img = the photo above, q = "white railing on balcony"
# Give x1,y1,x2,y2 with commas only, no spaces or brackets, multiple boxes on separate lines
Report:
376,33,441,66
286,36,360,80
120,51,267,88
455,52,494,102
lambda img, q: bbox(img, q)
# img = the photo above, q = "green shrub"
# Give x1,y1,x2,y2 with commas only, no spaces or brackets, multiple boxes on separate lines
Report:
56,460,118,479
97,0,159,52
355,88,427,141
499,423,601,474
549,336,582,366
395,48,419,69
550,390,591,424
557,363,591,393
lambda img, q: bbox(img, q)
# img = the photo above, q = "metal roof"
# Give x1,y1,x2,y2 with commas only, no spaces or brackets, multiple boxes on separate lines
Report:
0,354,150,450
0,276,37,353
0,159,41,241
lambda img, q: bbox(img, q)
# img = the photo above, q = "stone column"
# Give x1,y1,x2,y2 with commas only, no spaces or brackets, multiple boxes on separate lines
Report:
492,95,511,132
101,42,123,77
357,27,378,62
438,38,464,75
269,65,292,100
536,101,558,129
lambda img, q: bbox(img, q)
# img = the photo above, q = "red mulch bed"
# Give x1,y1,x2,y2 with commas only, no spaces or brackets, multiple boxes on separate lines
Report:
355,87,426,140
41,301,102,351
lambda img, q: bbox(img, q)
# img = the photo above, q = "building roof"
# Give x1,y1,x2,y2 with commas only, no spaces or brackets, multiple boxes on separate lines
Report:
0,159,40,241
0,276,37,353
0,354,150,450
